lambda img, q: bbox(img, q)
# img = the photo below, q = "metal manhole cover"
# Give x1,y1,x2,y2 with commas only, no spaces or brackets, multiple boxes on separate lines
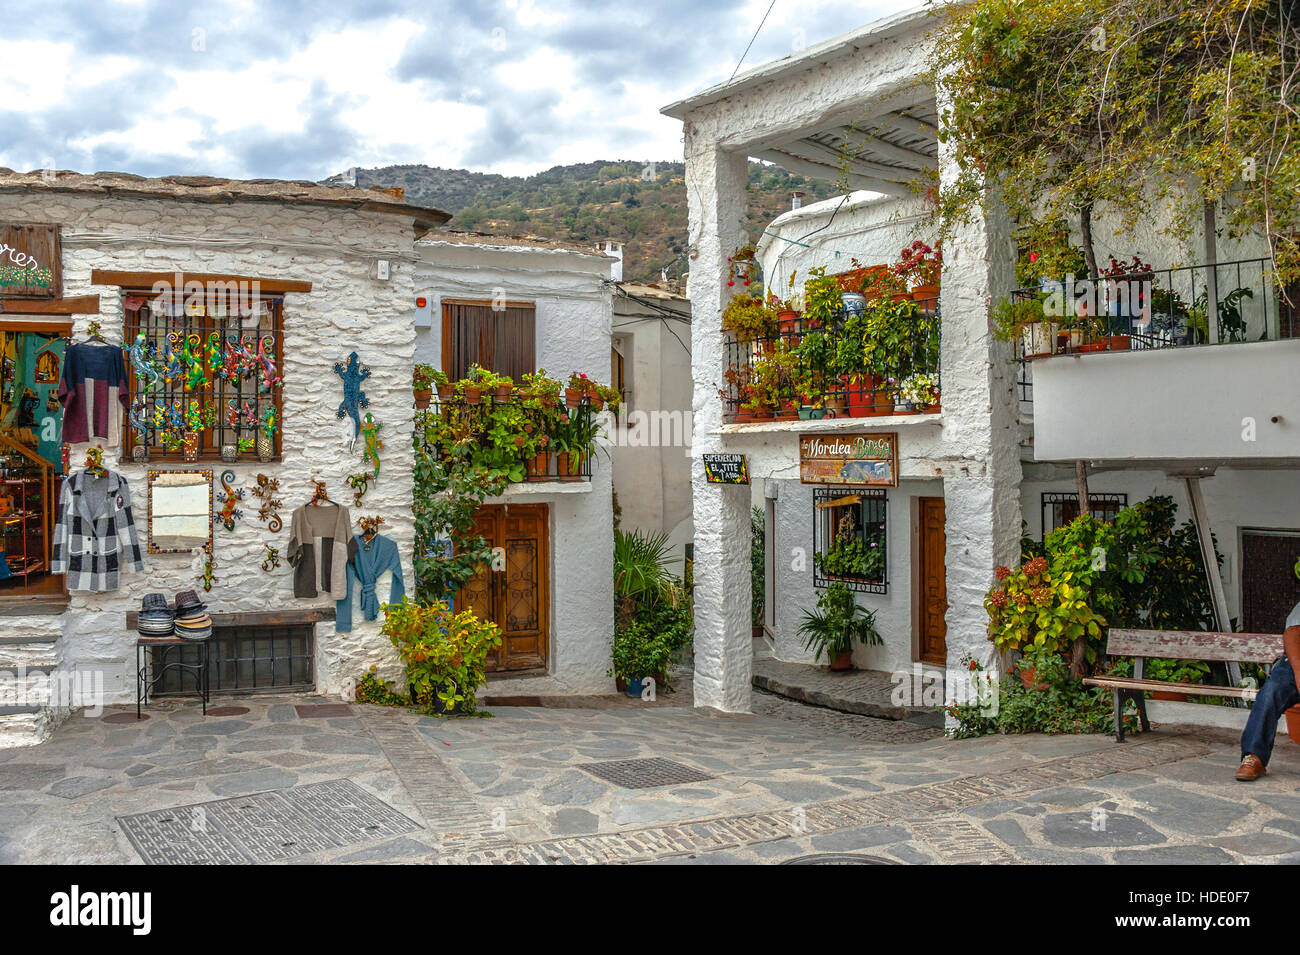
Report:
780,853,900,865
576,757,713,789
117,778,422,864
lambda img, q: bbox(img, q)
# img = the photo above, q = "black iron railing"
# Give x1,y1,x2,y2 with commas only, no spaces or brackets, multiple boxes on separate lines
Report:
721,297,941,422
1013,257,1296,408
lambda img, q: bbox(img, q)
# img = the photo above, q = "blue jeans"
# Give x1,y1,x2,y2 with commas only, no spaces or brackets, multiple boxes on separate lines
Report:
1241,656,1300,766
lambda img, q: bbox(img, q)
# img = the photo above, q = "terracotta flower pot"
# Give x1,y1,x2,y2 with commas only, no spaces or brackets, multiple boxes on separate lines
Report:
777,309,800,336
556,451,583,480
526,451,552,478
588,395,605,412
911,283,939,303
824,394,848,417
413,389,432,409
1286,705,1300,744
564,388,583,408
436,382,455,400
829,650,853,672
494,383,513,400
463,385,483,404
733,408,756,423
1019,667,1049,691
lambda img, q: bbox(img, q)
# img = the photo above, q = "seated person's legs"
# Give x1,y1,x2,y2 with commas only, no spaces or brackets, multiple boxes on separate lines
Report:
1239,657,1300,775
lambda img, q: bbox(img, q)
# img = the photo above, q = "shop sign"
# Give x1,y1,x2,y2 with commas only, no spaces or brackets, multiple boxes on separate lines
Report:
799,432,898,487
0,223,61,299
702,452,749,485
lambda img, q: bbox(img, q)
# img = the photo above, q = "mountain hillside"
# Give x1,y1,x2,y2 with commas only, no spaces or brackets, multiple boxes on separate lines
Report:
340,161,839,283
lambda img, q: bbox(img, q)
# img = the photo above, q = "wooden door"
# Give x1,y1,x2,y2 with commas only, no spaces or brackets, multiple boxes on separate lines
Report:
1241,531,1300,633
456,503,549,672
918,497,948,665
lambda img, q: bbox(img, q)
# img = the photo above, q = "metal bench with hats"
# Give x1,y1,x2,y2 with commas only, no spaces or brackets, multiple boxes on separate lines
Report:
134,590,211,718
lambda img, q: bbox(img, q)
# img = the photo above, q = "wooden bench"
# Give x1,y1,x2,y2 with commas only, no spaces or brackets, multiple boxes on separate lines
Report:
1083,628,1281,741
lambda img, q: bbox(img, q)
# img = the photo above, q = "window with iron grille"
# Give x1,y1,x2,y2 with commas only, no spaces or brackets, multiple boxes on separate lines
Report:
151,625,314,694
812,486,888,594
123,291,284,462
1041,492,1128,538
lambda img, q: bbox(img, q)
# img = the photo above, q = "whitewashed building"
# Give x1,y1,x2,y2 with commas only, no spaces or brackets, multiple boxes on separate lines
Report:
412,233,617,696
0,170,446,745
664,6,1300,715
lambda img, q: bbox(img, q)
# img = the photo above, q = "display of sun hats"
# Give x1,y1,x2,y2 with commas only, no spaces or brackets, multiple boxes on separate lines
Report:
172,617,212,641
137,592,175,637
173,589,207,616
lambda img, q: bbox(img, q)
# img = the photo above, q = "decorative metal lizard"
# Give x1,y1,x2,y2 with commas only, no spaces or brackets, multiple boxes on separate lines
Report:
261,543,281,573
128,333,162,394
182,333,207,391
345,471,372,506
333,351,370,444
360,412,383,479
250,473,283,532
257,335,282,393
215,469,245,532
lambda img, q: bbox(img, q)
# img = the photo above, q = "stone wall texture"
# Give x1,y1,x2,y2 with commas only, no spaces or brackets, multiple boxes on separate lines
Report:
0,190,421,742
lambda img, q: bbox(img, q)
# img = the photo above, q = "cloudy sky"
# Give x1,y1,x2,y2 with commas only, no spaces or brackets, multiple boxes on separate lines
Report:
0,0,920,181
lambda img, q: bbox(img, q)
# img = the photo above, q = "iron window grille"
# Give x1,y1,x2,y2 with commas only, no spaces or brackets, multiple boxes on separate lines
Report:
151,625,314,695
812,486,888,594
123,293,284,462
1041,491,1128,538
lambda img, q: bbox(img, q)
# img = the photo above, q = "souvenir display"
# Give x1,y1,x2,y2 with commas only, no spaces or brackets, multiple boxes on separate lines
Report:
287,492,355,599
345,471,371,506
360,413,383,479
172,589,212,641
215,470,244,532
334,529,405,634
135,592,175,637
334,351,370,445
51,467,145,592
261,543,281,573
250,473,283,532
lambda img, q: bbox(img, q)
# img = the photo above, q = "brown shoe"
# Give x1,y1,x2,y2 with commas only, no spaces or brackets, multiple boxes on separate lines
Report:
1235,754,1267,781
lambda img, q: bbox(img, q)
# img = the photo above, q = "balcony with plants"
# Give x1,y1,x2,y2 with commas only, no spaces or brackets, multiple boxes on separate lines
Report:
718,241,943,425
414,364,619,483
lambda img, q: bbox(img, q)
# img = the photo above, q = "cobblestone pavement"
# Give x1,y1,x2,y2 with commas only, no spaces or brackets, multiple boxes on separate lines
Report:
751,657,936,721
2,691,1298,865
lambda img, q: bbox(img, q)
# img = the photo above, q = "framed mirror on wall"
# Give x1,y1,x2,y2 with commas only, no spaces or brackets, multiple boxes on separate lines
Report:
147,469,213,554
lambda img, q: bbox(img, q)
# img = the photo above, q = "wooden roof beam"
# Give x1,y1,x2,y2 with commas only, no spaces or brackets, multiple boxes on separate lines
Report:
751,150,912,198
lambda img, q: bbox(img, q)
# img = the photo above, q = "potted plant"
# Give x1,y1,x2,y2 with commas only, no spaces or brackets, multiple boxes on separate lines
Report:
1144,657,1211,701
802,266,841,331
900,373,939,413
797,583,882,671
460,365,486,404
893,240,942,302
1100,255,1152,339
726,243,759,289
413,363,438,409
992,294,1058,357
722,292,777,345
769,270,803,337
382,597,502,715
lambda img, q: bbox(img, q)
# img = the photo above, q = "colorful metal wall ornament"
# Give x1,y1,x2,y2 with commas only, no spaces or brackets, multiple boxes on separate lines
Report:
162,333,185,387
201,554,216,592
261,543,281,573
83,445,106,478
345,472,371,506
308,478,332,507
257,335,282,393
182,333,208,391
357,515,385,542
333,351,371,444
215,469,245,532
360,412,383,479
129,333,162,394
251,473,283,532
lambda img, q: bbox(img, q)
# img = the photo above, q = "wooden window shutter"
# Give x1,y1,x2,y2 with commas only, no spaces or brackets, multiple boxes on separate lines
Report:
441,302,535,379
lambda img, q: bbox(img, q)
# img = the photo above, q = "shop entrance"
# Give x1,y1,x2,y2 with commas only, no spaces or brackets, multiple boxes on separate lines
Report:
1241,530,1300,633
457,503,550,672
917,496,948,665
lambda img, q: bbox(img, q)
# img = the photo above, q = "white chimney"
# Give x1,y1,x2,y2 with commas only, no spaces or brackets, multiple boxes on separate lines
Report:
601,239,624,281
790,191,804,210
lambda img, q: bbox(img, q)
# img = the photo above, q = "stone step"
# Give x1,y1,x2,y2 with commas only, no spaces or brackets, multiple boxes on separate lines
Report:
0,634,59,646
0,707,51,749
0,669,54,707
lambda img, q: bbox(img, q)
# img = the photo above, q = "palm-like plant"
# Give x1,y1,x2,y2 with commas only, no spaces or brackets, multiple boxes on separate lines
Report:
614,529,683,611
797,584,882,663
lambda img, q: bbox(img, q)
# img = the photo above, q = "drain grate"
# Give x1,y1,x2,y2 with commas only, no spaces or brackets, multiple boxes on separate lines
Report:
576,757,713,790
117,778,421,864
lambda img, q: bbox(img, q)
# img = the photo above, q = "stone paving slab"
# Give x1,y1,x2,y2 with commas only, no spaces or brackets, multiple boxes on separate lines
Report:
2,689,1297,865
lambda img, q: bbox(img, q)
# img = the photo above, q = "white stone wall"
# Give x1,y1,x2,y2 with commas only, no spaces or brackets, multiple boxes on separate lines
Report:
412,240,616,694
0,190,420,713
610,294,694,569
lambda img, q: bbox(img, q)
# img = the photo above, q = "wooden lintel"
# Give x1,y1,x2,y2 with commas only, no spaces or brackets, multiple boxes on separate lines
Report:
0,294,100,316
126,608,336,628
91,270,312,294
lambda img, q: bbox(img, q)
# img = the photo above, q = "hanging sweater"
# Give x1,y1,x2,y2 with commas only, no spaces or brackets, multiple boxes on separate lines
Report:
50,468,145,592
57,341,129,446
287,502,357,598
334,533,406,632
